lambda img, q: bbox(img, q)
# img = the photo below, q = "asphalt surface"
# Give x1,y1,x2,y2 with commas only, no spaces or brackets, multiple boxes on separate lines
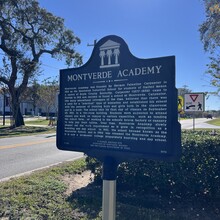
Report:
0,133,83,181
0,118,219,181
179,118,220,129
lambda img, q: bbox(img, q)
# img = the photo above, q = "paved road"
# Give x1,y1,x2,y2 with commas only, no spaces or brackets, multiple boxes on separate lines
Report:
0,133,83,181
1,118,219,181
180,118,220,129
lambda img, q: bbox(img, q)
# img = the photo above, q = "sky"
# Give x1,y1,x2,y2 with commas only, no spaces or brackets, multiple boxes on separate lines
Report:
37,0,220,111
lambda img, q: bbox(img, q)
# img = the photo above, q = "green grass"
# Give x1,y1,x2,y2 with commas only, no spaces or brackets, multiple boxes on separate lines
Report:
25,118,53,126
0,117,56,138
0,124,219,219
207,118,220,126
0,126,56,138
0,119,12,125
0,158,90,219
0,117,55,126
0,157,217,219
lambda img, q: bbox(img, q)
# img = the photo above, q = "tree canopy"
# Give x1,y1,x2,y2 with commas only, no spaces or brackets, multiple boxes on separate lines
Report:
199,0,220,96
0,0,82,127
36,78,59,118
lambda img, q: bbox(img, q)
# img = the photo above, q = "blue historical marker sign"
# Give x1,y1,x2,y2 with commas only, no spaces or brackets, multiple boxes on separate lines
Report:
57,35,181,162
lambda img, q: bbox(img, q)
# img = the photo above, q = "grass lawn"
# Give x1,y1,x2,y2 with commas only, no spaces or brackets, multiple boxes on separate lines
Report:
0,157,218,219
207,118,220,126
0,159,92,219
25,118,53,126
0,123,219,219
0,117,55,126
0,117,56,138
0,126,56,138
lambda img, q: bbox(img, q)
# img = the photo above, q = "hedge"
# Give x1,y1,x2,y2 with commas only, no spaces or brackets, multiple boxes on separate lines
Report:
86,130,220,203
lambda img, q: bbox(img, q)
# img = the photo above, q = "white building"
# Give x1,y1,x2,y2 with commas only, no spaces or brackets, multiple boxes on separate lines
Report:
0,89,58,116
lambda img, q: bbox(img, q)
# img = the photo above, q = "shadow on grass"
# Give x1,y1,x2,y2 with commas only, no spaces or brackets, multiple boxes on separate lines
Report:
67,182,102,219
66,182,220,220
66,182,168,220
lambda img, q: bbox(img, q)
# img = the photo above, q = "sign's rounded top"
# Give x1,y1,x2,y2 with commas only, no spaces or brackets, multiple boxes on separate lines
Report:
83,35,132,69
62,35,174,73
94,35,128,49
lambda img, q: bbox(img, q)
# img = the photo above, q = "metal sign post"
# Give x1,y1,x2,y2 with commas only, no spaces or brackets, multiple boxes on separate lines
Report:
102,180,116,220
193,113,195,130
102,157,118,220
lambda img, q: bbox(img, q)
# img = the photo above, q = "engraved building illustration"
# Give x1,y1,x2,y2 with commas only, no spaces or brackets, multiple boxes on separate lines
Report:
99,40,120,68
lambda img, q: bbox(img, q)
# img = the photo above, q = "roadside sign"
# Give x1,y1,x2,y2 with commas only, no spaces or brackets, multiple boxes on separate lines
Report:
57,35,181,162
178,95,184,113
184,93,205,112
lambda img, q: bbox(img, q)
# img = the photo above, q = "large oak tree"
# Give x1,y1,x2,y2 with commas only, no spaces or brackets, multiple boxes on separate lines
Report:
0,0,82,127
200,0,220,97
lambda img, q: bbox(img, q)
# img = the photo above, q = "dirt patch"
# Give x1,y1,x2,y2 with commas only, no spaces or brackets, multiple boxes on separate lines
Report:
62,172,219,220
62,170,94,195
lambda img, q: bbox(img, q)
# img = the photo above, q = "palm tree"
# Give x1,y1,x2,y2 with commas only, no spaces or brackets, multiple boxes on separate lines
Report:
106,49,113,65
113,48,120,64
99,50,106,66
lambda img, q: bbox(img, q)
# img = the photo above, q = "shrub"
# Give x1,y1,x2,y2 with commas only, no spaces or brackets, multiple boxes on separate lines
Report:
86,130,220,203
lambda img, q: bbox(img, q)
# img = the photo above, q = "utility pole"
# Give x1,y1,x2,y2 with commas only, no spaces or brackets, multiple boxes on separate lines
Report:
2,88,6,126
87,39,97,47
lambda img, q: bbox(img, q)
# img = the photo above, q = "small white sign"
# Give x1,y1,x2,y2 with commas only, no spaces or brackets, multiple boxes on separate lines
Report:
184,93,205,112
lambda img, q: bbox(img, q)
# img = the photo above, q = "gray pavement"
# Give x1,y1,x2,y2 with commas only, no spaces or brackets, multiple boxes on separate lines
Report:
0,134,83,181
179,118,220,129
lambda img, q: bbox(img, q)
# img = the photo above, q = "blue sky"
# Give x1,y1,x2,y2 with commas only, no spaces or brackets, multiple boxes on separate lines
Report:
38,0,220,110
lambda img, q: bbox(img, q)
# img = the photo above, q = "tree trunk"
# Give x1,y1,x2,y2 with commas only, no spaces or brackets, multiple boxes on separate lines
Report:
14,107,24,127
11,92,25,127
